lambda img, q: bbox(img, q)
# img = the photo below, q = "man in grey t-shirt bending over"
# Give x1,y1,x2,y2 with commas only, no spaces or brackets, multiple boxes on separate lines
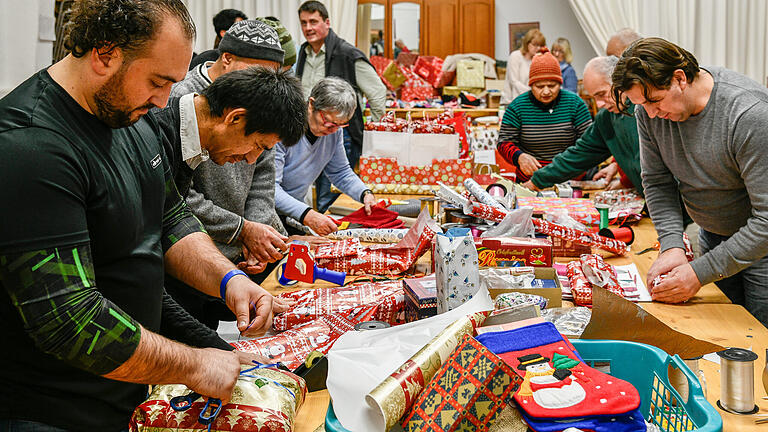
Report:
612,37,768,326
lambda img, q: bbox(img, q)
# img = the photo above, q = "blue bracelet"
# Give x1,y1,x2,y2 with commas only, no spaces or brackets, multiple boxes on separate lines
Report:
220,269,247,299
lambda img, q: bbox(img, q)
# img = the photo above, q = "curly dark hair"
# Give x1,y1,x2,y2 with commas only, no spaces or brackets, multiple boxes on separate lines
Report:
64,0,196,59
611,37,700,114
201,67,307,146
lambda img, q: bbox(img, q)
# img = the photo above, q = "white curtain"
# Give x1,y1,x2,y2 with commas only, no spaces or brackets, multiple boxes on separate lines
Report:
568,0,768,85
183,0,357,55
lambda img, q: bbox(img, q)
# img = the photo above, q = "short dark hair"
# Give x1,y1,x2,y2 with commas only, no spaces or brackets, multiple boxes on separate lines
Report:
298,1,329,21
65,0,195,59
612,37,700,114
213,8,248,34
201,67,307,146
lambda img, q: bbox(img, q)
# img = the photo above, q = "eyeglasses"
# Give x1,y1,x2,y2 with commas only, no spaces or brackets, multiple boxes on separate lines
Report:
318,110,349,129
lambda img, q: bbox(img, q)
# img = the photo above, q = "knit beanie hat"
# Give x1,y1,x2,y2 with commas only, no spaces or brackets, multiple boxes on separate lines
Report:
218,19,284,65
256,16,297,67
528,47,562,86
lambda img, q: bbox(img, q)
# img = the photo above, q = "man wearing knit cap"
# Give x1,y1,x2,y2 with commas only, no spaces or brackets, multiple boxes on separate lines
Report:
497,48,593,182
166,20,315,330
256,16,297,69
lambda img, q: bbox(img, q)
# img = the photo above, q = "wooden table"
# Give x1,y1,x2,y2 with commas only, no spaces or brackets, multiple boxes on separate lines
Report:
264,194,767,432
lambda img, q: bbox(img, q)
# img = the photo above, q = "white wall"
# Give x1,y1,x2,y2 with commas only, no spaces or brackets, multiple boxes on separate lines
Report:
495,0,597,78
0,0,54,97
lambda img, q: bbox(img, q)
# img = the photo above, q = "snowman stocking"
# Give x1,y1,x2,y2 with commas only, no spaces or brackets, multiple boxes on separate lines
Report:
475,322,640,422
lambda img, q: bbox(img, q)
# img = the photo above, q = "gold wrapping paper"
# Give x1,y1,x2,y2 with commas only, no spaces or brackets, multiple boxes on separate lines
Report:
365,311,489,430
130,366,306,432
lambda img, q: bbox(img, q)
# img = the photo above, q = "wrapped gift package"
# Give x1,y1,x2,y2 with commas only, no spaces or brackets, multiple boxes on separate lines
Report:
396,51,419,67
456,59,485,88
475,237,552,267
359,156,472,187
273,280,405,331
130,367,307,432
517,196,601,227
383,61,407,89
434,228,480,313
551,235,592,257
370,55,395,90
413,55,444,88
402,274,437,322
364,183,464,195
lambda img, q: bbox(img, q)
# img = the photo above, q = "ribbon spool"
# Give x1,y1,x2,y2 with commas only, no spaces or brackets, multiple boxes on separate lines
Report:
354,320,390,331
595,204,611,229
598,226,635,245
572,188,583,198
485,183,507,198
717,347,759,414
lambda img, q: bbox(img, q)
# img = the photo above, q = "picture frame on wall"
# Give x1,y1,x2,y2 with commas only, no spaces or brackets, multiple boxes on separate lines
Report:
508,22,540,53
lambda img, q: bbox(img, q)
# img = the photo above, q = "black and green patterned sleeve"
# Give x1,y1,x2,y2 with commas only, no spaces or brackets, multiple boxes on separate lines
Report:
0,244,141,375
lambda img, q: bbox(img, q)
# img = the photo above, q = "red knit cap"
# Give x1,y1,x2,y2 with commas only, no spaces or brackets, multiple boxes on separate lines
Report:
528,47,563,86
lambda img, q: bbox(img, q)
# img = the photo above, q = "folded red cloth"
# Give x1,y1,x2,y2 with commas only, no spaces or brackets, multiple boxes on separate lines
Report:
340,205,405,229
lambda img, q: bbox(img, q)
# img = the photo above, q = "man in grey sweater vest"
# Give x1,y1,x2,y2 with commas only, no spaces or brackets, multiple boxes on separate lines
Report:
613,38,768,326
171,19,293,276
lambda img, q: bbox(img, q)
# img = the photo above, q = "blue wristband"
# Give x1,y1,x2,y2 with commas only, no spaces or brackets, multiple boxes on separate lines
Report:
220,269,247,299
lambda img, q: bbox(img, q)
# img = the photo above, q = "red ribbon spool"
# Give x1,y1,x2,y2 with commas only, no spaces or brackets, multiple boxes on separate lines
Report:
598,226,635,245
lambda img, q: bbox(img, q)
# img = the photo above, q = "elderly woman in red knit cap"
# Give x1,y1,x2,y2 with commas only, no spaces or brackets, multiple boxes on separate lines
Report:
497,48,593,182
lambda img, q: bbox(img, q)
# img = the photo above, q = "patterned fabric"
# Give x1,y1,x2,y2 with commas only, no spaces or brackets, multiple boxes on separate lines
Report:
217,19,283,64
272,280,405,331
130,367,306,432
402,334,520,432
434,230,480,313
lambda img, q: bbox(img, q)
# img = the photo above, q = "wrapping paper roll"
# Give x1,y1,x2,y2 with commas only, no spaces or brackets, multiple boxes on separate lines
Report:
532,218,628,256
327,228,410,243
365,311,489,430
463,178,507,210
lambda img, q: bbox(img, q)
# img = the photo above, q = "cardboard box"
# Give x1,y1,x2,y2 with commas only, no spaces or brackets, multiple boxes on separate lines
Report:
475,237,552,267
486,92,501,109
485,79,505,92
486,267,563,308
403,274,437,322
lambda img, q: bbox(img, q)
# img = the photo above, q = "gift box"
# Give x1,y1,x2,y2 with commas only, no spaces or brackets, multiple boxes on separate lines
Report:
402,334,519,432
370,55,395,90
401,85,438,102
457,59,485,88
359,156,473,187
435,228,480,313
383,61,407,89
396,51,419,67
130,367,307,432
517,197,601,227
475,237,553,267
413,55,444,88
402,274,437,322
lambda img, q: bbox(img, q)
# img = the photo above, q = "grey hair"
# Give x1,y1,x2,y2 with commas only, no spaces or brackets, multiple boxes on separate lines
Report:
310,77,357,120
612,28,642,46
585,56,619,83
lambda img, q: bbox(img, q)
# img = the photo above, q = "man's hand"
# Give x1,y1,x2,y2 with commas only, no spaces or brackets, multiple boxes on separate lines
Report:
237,246,268,275
287,235,331,251
234,350,272,366
518,153,542,177
187,348,241,403
650,262,702,303
223,275,274,337
647,247,688,289
363,192,377,215
521,180,540,191
272,296,294,314
605,178,623,190
304,210,338,235
593,162,619,182
239,220,289,264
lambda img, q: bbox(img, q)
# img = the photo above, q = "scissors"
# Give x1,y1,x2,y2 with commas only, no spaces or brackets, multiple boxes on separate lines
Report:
169,391,222,427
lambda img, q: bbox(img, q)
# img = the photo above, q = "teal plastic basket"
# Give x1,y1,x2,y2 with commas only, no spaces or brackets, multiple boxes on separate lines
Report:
325,339,722,432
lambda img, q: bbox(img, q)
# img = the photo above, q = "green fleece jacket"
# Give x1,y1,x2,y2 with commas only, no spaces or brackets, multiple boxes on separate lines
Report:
531,104,642,196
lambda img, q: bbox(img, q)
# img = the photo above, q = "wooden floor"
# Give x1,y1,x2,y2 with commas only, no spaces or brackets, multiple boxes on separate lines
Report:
261,194,767,432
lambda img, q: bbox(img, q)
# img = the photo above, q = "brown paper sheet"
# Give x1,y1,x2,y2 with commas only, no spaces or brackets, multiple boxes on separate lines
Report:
365,311,488,430
581,287,724,358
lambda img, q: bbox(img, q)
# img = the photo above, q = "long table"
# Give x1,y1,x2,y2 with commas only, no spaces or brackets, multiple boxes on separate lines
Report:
262,195,767,432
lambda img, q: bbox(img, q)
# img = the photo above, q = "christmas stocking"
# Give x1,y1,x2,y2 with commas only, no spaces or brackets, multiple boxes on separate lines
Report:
520,406,647,432
475,322,640,422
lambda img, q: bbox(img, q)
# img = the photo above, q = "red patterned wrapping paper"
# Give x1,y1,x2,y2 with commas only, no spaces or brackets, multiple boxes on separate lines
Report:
371,55,395,90
413,56,445,88
580,254,624,297
532,218,628,256
517,197,601,227
130,367,306,432
359,156,473,186
401,66,438,101
566,260,594,306
272,280,405,331
365,111,408,132
231,313,356,370
315,209,441,275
